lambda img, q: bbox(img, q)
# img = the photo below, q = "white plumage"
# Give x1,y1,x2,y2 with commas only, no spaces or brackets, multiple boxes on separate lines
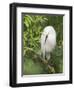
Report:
41,26,56,60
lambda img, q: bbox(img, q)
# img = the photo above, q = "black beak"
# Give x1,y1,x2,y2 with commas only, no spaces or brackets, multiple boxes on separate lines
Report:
45,34,48,44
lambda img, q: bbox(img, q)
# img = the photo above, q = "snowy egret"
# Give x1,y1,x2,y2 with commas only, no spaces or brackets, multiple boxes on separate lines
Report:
41,26,56,61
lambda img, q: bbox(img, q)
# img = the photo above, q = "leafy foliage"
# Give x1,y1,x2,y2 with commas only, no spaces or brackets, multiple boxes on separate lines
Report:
22,14,63,75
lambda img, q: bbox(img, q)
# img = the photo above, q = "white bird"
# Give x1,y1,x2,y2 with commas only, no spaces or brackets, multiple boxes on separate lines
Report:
41,26,56,61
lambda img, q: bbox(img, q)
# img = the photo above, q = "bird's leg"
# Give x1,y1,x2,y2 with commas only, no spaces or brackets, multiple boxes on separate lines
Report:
42,51,51,64
42,51,48,64
41,52,48,64
45,51,47,60
41,49,48,64
41,51,50,64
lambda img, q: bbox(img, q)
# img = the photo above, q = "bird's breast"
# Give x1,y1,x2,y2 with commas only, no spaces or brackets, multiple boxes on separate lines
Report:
45,34,56,52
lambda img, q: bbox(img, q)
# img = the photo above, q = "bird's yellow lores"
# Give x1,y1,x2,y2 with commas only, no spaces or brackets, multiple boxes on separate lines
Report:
41,26,56,61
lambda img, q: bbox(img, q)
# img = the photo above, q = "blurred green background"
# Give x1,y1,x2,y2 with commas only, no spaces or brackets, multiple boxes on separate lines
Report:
22,14,63,75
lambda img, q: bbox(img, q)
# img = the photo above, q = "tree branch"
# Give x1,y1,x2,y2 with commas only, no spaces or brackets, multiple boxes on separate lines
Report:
24,47,55,73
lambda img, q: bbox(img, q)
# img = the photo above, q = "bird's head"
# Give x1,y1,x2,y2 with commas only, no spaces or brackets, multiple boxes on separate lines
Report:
43,26,56,36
